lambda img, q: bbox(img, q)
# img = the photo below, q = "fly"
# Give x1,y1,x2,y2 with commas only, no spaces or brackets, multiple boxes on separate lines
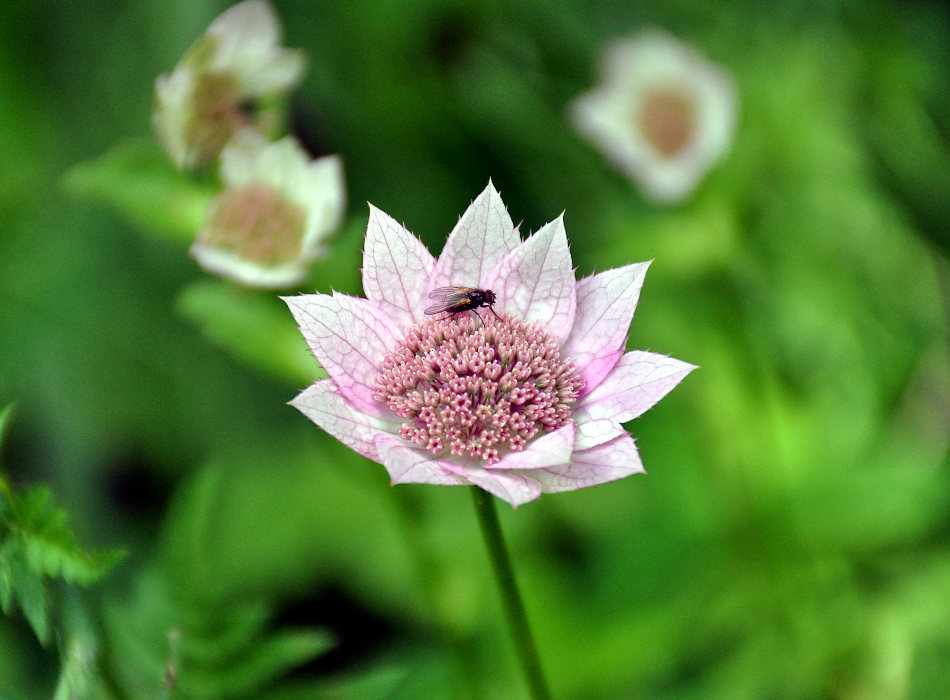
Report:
424,286,501,323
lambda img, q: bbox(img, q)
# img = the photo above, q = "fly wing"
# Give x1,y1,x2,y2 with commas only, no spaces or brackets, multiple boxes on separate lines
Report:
425,286,473,315
428,286,474,299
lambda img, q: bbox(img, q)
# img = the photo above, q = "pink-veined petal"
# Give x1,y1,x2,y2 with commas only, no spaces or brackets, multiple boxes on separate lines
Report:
535,434,644,493
485,215,576,342
429,182,519,290
577,350,624,399
442,463,543,507
284,293,399,415
564,262,652,394
362,204,435,327
290,380,399,461
576,350,697,424
574,419,626,451
375,433,470,486
488,423,574,470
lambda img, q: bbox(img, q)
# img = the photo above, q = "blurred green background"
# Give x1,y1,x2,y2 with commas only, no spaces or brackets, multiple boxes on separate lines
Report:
2,0,949,697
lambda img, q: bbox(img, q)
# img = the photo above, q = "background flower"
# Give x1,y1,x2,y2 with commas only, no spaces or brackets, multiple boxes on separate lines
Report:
287,184,694,506
153,0,305,170
190,130,344,288
571,29,738,204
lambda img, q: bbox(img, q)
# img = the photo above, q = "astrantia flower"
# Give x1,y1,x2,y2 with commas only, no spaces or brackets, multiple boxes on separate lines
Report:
570,30,737,204
286,184,695,507
153,0,305,171
191,130,344,288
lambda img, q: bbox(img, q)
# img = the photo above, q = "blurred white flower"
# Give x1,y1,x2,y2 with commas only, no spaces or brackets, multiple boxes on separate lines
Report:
153,0,305,171
191,131,345,288
570,30,738,204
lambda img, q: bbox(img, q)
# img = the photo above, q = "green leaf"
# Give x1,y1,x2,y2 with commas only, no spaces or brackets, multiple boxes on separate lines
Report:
9,486,125,585
2,540,50,644
62,138,215,245
104,569,335,699
0,403,13,449
182,628,335,697
54,637,98,700
177,279,327,386
1,460,124,646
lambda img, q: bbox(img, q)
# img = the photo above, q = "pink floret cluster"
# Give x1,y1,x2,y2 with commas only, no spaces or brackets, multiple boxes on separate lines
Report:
375,313,585,464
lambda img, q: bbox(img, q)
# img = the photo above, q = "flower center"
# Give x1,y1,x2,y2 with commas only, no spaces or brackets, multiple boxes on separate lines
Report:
200,183,306,265
188,70,259,167
635,87,696,158
375,313,584,464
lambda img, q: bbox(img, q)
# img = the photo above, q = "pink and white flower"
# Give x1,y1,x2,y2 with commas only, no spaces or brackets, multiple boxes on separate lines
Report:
153,0,305,171
286,184,695,507
191,129,344,288
570,30,737,204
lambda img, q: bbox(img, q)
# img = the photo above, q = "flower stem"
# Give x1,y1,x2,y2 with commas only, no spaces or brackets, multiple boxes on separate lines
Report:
470,486,551,700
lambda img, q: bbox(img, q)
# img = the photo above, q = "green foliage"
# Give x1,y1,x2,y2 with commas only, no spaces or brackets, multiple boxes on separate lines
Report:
61,139,214,245
0,407,123,698
105,571,334,699
102,461,339,698
3,0,950,698
1,415,124,647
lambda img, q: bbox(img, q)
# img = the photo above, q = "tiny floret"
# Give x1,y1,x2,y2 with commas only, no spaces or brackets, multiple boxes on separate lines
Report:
286,184,695,506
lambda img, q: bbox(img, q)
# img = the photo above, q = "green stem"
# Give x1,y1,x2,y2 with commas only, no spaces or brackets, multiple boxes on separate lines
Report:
470,486,551,700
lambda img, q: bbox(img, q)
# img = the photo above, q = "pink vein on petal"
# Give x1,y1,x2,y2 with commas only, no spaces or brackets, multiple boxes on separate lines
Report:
573,418,627,451
362,204,435,328
290,380,400,461
487,422,574,470
575,350,697,424
375,433,471,485
442,463,543,507
563,262,651,394
534,434,644,493
284,293,399,416
485,215,576,342
429,182,519,291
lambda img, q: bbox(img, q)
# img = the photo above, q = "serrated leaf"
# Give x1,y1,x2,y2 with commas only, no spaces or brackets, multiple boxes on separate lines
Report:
177,279,327,386
10,486,125,585
104,568,336,700
180,629,335,697
5,544,51,645
2,477,123,648
62,138,214,245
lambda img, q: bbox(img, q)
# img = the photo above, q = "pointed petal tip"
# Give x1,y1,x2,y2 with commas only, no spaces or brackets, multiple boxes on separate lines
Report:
431,183,519,289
